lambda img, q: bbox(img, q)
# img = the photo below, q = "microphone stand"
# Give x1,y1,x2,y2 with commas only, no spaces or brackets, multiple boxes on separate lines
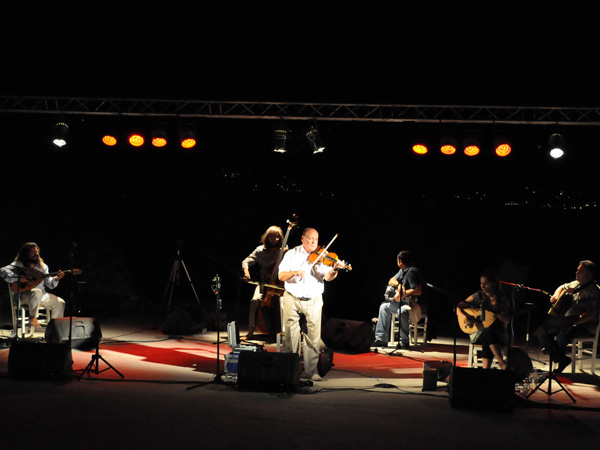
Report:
187,274,225,391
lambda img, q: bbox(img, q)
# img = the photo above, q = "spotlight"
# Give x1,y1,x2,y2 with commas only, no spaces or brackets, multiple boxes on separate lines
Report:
273,126,289,153
151,130,168,148
179,124,197,149
412,143,428,155
102,134,118,146
128,132,145,147
463,132,481,157
52,122,69,148
439,132,458,155
306,125,325,154
548,133,565,159
493,133,512,157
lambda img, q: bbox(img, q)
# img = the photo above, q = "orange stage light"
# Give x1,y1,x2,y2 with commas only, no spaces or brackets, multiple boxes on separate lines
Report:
495,143,511,157
128,133,144,147
152,136,168,147
181,137,197,149
102,135,118,146
464,145,480,156
440,144,456,155
412,144,428,155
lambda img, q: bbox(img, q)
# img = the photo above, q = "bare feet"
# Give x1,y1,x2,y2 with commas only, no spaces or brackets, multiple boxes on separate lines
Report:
30,317,41,328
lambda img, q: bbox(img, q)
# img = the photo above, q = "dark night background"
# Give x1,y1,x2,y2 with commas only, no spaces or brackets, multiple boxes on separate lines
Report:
1,1,599,335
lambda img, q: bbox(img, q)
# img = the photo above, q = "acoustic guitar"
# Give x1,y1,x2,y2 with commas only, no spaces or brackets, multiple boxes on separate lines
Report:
458,307,496,334
10,266,83,292
547,290,574,316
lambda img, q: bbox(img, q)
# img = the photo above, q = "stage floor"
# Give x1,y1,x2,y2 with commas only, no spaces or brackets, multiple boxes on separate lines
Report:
0,316,599,450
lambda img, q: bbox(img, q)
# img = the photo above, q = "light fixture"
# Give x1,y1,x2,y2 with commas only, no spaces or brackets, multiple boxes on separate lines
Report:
412,143,428,155
102,134,118,146
463,132,481,156
493,133,512,157
306,125,325,154
273,126,289,153
128,132,145,147
151,130,168,148
179,124,197,149
439,131,458,155
548,133,565,159
52,122,69,148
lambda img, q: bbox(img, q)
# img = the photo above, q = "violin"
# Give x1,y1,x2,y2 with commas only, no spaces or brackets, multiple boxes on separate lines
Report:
308,246,353,271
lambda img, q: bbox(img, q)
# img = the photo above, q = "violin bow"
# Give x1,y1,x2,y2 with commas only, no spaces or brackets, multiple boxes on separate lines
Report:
308,233,338,267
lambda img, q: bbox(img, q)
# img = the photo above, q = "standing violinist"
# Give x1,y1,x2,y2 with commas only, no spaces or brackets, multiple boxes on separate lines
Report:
241,226,285,339
373,251,427,349
278,227,345,381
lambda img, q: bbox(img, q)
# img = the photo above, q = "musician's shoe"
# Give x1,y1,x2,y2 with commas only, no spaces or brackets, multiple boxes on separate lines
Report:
372,340,387,348
554,356,572,374
396,341,411,350
310,373,322,381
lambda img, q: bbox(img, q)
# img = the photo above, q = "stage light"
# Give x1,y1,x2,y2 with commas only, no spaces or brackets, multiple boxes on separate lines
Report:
128,133,145,147
306,125,325,154
440,132,458,155
412,143,428,155
463,132,481,156
548,133,565,159
493,133,512,157
102,134,118,146
179,124,197,149
151,130,168,148
52,122,69,148
273,126,289,153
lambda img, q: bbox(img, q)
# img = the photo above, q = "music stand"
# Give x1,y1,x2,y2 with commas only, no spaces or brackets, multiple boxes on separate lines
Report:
525,341,575,403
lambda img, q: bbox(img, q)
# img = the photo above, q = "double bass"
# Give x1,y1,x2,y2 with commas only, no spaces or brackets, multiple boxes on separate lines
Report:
254,215,299,335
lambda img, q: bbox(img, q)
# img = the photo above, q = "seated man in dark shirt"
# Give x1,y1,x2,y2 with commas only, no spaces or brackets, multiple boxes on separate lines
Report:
373,251,427,349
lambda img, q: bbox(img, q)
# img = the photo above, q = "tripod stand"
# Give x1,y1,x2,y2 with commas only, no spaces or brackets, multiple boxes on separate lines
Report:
78,338,124,380
160,241,202,318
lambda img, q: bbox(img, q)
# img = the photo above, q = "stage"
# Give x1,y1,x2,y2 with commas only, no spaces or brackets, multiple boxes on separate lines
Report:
0,315,599,450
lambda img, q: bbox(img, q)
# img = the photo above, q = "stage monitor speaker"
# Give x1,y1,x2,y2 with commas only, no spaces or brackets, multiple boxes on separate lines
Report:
163,304,210,335
8,340,72,380
45,317,101,349
323,318,374,353
237,351,300,392
449,366,516,412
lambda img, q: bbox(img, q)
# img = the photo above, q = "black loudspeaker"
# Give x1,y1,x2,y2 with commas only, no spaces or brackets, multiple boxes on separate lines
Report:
323,318,374,353
449,367,516,412
163,304,210,335
237,351,301,392
8,340,72,380
45,317,101,349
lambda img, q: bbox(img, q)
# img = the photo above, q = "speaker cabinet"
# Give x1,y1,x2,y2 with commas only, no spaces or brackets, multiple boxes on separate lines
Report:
449,367,516,412
237,351,300,392
323,318,374,353
8,340,72,380
45,317,101,349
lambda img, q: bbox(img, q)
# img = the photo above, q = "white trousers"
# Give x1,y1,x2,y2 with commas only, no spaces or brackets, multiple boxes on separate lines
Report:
282,291,323,376
13,288,65,319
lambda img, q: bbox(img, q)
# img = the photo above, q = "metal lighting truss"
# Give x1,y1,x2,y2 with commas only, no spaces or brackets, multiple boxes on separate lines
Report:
1,95,600,126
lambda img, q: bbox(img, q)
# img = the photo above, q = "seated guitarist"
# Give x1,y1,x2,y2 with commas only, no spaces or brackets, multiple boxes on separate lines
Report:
457,271,511,369
534,260,600,373
0,242,66,329
373,251,427,349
